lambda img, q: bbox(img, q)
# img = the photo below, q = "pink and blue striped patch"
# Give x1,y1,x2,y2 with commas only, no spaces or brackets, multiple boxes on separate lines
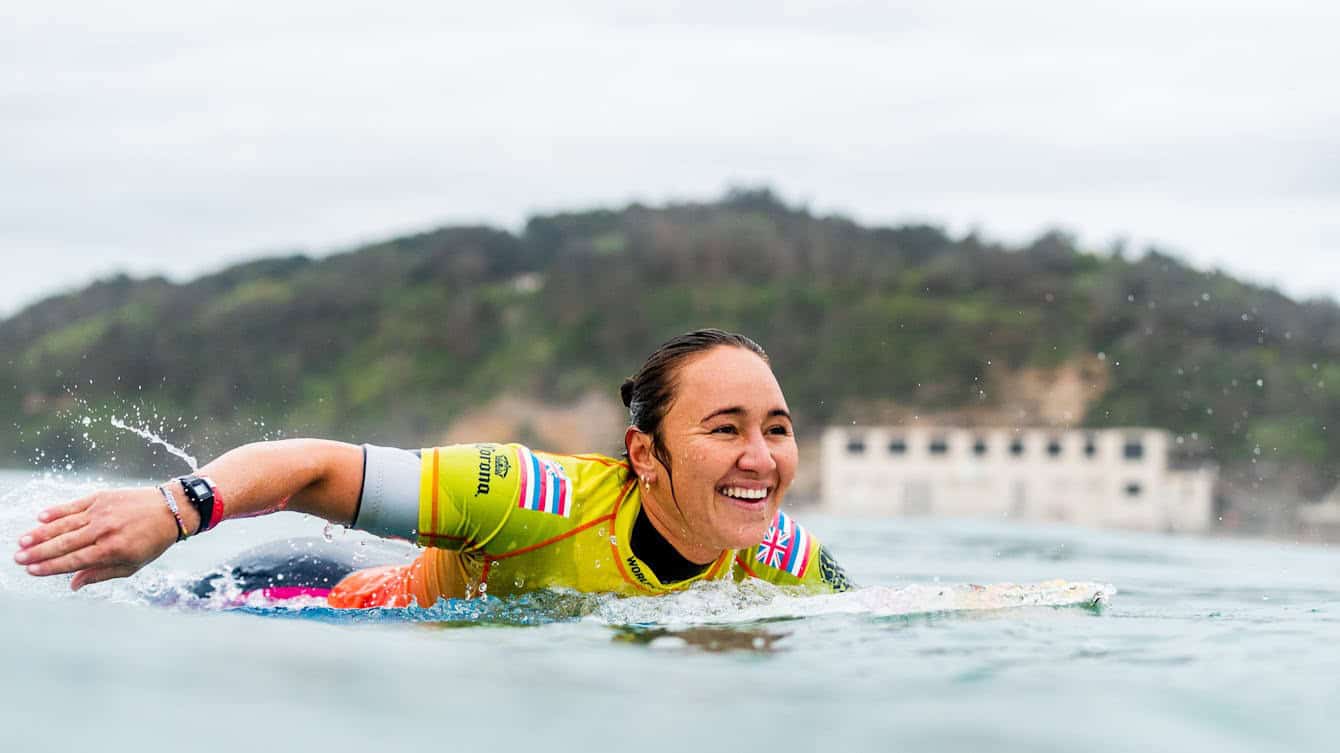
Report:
515,446,573,518
754,510,812,578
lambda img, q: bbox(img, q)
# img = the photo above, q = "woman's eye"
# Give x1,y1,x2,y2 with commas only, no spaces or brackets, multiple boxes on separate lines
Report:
710,425,738,435
767,425,793,436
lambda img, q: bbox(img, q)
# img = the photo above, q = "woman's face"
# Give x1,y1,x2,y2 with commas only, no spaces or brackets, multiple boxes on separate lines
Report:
645,346,798,558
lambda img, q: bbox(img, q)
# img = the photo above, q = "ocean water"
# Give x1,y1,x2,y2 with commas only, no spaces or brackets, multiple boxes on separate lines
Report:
1,468,1336,752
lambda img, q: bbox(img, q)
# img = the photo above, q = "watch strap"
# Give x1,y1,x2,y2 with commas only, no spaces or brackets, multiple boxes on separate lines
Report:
178,475,225,533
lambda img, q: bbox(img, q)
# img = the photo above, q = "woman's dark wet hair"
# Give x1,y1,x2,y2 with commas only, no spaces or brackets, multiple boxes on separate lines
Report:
620,329,769,479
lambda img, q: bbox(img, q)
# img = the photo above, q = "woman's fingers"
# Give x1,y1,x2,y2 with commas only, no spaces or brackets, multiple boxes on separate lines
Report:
15,487,175,588
35,495,94,524
16,510,89,550
21,541,112,577
14,520,100,569
71,564,137,591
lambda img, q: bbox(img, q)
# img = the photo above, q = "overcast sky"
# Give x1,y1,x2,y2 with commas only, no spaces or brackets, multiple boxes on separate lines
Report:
3,1,1336,315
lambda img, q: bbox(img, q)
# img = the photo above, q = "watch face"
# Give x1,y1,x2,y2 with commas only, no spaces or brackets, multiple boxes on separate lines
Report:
189,480,211,498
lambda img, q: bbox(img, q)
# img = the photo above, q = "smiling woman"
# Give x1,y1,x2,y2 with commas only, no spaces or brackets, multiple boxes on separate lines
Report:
624,335,799,565
13,329,851,605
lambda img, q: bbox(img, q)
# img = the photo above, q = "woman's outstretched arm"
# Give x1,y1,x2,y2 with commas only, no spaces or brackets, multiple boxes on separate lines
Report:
13,439,364,590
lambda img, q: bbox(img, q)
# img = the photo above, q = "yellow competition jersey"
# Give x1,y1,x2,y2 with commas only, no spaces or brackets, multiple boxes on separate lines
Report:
327,443,851,609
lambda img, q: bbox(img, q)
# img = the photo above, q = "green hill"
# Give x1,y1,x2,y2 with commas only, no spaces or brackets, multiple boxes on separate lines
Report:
4,189,1337,526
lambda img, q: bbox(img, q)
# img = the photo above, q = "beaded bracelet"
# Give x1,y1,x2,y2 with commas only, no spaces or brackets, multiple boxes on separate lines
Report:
157,484,189,542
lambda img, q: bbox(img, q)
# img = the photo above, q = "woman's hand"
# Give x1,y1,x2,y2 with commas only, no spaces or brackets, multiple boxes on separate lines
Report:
13,488,188,590
13,439,363,591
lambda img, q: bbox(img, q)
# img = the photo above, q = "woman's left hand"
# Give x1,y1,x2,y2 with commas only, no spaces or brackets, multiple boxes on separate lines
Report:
13,487,184,590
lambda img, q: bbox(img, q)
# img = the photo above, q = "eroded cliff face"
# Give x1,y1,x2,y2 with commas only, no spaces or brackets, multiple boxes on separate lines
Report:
988,355,1111,427
831,355,1111,430
438,390,627,457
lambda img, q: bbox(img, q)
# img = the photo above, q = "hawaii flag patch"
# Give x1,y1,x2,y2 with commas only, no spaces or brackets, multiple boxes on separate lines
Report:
755,510,813,578
516,446,573,517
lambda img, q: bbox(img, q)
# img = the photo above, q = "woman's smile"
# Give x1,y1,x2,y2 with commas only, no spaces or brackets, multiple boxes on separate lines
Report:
717,484,770,501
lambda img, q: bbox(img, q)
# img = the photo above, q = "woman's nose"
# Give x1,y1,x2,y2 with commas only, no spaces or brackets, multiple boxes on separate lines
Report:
737,430,777,472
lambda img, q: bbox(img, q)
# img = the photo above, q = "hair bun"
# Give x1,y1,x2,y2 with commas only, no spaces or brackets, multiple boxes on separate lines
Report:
619,377,636,408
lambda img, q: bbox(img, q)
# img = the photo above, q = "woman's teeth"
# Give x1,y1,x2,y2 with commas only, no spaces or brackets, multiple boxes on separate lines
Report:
720,486,768,500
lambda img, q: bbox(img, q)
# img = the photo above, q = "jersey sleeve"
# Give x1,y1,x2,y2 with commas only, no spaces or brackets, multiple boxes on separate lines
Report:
414,443,533,553
737,510,853,593
351,442,570,556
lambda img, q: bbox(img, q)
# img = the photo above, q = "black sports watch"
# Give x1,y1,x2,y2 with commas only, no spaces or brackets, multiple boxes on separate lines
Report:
177,475,221,533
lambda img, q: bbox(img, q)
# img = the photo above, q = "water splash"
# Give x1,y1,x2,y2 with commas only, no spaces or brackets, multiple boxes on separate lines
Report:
108,417,198,471
0,474,103,598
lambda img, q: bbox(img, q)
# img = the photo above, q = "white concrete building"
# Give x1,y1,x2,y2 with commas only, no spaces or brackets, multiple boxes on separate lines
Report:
1298,485,1340,539
820,426,1216,532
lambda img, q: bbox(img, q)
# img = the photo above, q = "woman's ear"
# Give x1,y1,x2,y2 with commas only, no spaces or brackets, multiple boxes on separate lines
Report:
624,426,657,484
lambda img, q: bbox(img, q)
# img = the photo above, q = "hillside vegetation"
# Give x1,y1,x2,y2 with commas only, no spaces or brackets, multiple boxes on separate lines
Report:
4,189,1337,522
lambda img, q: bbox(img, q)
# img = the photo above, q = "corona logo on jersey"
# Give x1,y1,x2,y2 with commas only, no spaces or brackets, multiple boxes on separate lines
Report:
755,510,812,578
516,446,573,517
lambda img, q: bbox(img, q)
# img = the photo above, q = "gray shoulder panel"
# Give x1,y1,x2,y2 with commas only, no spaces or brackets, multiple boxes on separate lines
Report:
353,444,421,540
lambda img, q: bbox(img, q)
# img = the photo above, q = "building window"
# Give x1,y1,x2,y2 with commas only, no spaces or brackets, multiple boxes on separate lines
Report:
1123,438,1144,460
1084,435,1097,459
1009,438,1025,457
929,438,949,455
1046,438,1063,458
1124,481,1143,498
847,437,866,455
888,438,907,455
972,437,988,457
